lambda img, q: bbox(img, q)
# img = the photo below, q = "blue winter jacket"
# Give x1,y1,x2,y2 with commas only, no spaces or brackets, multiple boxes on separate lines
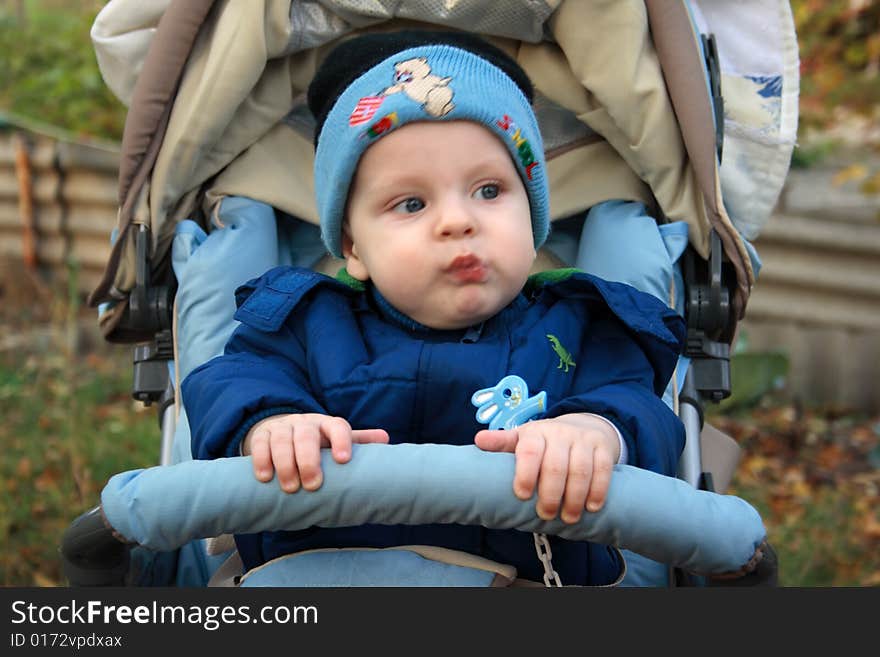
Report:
182,266,686,585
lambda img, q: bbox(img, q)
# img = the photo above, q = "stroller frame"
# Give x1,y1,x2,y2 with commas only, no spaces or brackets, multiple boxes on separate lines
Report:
62,0,797,588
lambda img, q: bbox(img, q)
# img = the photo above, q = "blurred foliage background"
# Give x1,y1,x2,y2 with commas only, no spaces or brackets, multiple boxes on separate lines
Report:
0,0,124,140
794,0,880,131
0,0,878,587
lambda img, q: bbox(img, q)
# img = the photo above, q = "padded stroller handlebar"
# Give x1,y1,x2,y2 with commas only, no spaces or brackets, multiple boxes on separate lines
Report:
101,443,765,576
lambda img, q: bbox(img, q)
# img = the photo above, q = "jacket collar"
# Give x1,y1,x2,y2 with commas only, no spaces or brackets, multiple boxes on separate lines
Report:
368,284,528,341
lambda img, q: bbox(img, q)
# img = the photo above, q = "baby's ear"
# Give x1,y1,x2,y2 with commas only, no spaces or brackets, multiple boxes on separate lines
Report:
342,230,369,281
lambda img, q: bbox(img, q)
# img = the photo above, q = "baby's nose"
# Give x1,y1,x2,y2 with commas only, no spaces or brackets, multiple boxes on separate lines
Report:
436,204,477,238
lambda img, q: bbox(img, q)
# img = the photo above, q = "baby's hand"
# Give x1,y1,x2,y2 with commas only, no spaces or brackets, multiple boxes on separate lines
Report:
242,413,389,492
475,413,619,524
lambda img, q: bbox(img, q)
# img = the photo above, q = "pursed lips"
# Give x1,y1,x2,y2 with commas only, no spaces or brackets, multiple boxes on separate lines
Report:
444,254,488,283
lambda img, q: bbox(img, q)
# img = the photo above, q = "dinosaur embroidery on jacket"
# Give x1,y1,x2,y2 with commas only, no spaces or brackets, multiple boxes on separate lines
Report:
547,334,576,373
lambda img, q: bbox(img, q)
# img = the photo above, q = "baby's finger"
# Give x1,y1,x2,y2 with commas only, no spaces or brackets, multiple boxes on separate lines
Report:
474,429,518,453
250,429,274,482
512,431,543,501
560,443,592,524
293,423,324,491
585,447,614,512
322,417,354,463
535,438,569,521
351,428,390,444
269,426,300,493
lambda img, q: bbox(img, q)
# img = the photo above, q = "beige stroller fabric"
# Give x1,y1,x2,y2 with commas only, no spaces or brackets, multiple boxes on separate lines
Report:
90,0,762,320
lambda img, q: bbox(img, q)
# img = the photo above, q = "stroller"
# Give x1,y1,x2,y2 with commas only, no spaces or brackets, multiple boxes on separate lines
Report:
61,0,798,588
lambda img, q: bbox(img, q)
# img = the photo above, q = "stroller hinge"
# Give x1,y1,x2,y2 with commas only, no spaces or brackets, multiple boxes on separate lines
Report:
124,225,174,334
684,231,732,402
123,225,176,415
686,334,731,403
132,329,174,410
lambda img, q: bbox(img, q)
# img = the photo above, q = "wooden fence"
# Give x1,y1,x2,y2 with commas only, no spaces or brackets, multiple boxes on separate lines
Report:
739,211,880,412
1,125,878,411
0,125,119,296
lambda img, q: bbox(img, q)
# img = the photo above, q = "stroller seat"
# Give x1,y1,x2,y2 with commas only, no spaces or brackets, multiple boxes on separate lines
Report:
61,0,798,588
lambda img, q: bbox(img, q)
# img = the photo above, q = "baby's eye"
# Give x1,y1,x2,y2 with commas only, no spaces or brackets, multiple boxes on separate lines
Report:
474,184,500,200
392,197,426,214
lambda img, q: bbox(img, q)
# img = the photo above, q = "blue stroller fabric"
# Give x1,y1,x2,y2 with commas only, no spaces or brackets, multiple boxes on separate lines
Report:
569,200,761,585
172,197,328,385
161,197,328,585
157,195,754,587
101,444,767,579
570,200,691,586
239,550,500,587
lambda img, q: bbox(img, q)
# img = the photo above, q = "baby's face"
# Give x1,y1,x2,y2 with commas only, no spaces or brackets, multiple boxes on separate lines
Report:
344,120,536,330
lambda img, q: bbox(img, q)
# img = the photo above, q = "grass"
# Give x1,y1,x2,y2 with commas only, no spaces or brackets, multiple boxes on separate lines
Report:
713,403,880,587
730,477,879,586
0,275,157,586
0,349,158,586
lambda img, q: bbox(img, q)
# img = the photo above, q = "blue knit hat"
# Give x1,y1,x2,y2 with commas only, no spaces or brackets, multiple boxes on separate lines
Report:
311,37,549,258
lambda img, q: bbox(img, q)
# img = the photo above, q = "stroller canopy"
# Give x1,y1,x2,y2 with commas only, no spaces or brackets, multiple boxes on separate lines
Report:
87,0,798,336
